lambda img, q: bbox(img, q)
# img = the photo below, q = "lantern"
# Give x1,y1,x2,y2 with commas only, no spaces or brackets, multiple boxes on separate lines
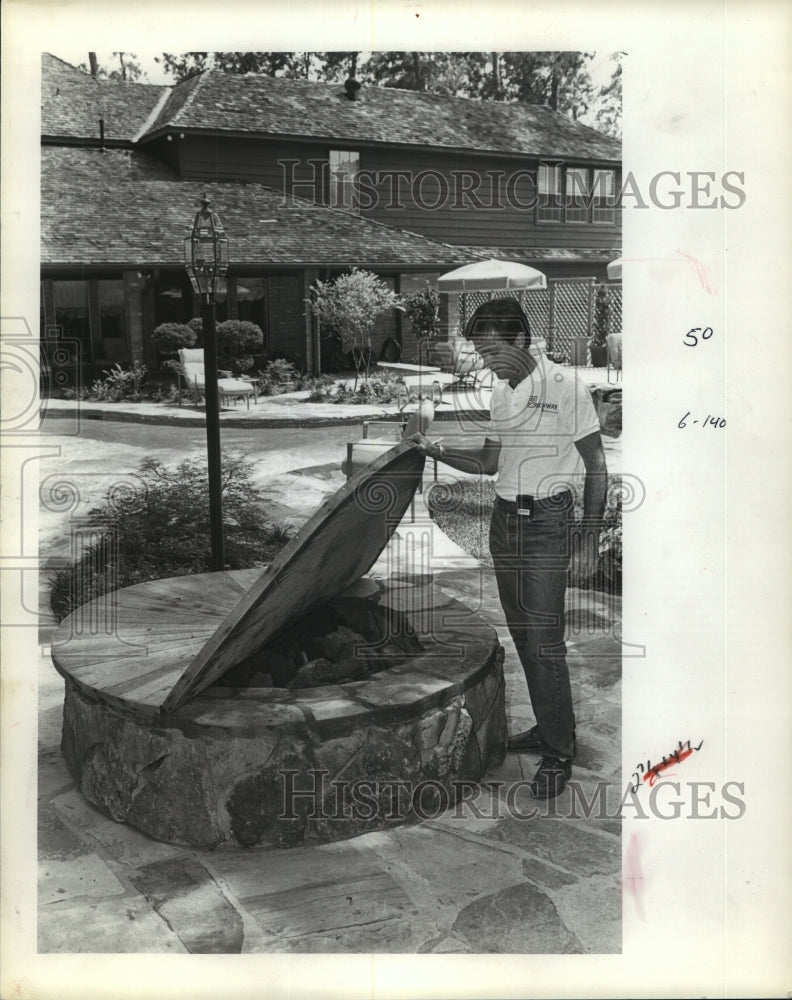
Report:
184,196,229,298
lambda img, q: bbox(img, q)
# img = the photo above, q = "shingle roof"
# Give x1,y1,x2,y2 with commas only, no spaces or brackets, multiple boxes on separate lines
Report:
464,245,621,264
142,71,621,162
41,55,167,143
41,53,93,84
41,146,479,269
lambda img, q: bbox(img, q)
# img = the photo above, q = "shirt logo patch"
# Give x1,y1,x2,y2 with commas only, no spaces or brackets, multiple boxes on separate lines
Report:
525,396,558,412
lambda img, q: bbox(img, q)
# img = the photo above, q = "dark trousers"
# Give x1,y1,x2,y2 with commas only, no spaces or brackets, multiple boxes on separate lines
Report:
489,495,575,760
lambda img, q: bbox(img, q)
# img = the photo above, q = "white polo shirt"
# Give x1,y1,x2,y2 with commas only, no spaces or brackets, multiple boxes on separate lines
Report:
487,358,601,501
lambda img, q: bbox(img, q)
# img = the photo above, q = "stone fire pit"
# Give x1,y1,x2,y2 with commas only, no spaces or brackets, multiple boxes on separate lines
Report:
52,443,506,849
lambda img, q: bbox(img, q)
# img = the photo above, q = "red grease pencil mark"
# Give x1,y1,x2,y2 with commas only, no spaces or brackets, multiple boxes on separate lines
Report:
631,740,703,792
643,746,694,786
677,249,715,294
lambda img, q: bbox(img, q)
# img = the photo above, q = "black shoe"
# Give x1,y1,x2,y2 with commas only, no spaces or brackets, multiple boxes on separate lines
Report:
507,726,577,756
507,725,542,753
531,756,572,799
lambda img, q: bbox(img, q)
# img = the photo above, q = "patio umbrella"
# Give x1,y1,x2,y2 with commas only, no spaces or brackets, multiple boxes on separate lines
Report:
438,259,547,292
607,257,622,280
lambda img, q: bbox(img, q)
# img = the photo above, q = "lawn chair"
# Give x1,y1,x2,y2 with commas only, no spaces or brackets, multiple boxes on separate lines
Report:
177,348,258,408
376,361,449,407
424,337,494,389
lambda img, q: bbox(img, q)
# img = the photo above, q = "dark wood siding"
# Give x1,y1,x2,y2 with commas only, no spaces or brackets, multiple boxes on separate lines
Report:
148,136,181,174
174,135,620,252
178,136,329,196
358,147,621,250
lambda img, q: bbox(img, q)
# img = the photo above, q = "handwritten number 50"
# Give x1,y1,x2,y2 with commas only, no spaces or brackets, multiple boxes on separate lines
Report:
684,327,714,347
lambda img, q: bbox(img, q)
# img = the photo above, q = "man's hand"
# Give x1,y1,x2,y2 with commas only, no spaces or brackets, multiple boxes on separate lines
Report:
569,529,599,587
408,434,499,476
408,432,438,458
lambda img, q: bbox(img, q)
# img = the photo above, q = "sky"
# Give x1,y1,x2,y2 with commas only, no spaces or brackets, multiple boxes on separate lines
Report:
52,49,617,91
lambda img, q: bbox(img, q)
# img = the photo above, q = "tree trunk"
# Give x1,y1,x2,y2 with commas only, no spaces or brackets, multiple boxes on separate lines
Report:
492,52,502,100
549,62,560,110
412,52,424,91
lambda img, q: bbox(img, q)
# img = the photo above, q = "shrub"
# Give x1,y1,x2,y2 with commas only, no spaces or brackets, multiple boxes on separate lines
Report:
262,358,298,383
403,283,440,340
88,362,148,402
331,371,402,405
302,375,340,401
295,372,334,392
216,320,264,355
215,320,264,375
49,453,293,622
151,323,196,353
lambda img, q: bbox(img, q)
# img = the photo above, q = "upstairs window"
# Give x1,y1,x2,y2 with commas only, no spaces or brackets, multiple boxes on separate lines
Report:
565,167,590,223
329,150,360,211
537,163,562,222
592,168,617,224
538,163,618,226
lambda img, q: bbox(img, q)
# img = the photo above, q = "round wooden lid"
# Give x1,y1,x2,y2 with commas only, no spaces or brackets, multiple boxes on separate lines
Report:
159,439,424,710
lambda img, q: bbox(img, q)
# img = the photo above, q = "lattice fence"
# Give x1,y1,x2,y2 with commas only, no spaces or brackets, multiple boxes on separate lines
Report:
602,281,622,337
459,278,608,359
548,278,595,356
459,288,552,341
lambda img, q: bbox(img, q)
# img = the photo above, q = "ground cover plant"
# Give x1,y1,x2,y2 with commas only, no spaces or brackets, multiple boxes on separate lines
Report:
49,453,293,622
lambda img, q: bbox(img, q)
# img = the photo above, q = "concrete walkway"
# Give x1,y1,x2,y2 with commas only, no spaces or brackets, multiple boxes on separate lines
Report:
38,479,623,954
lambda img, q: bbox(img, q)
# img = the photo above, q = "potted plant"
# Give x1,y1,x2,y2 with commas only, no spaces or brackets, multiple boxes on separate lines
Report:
403,283,440,340
590,284,611,368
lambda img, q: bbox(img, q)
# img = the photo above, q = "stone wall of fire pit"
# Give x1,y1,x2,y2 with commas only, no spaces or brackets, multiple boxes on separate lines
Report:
57,575,505,850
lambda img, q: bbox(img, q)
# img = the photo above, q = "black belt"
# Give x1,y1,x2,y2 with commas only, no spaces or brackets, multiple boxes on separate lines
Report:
495,491,573,516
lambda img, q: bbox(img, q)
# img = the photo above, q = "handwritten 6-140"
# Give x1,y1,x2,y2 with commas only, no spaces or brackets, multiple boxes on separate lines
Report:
678,412,726,429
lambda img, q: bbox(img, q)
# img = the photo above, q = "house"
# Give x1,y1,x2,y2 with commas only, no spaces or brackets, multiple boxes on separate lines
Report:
40,54,621,381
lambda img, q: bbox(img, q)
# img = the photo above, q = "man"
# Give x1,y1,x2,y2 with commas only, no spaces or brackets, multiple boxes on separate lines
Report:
411,298,607,798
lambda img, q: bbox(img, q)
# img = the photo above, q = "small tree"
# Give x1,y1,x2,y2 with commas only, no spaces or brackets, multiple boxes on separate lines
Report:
311,269,402,386
403,283,440,340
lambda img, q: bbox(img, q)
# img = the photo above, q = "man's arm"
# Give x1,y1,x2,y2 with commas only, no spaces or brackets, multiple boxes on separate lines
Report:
576,431,608,524
571,431,608,584
409,432,501,477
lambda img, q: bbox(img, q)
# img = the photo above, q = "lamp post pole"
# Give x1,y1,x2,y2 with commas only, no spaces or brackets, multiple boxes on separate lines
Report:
201,289,225,571
185,195,229,573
